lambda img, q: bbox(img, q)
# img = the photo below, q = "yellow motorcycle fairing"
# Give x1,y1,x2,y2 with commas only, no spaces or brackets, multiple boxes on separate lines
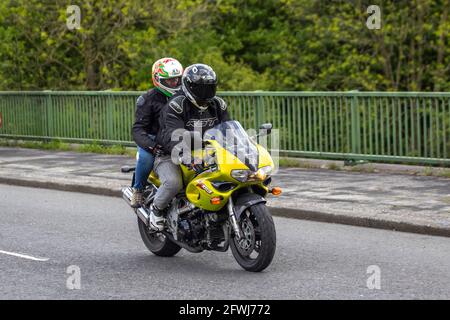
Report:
184,139,273,211
146,129,274,212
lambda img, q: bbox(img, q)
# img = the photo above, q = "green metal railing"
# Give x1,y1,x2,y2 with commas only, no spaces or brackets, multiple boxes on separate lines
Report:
0,91,449,166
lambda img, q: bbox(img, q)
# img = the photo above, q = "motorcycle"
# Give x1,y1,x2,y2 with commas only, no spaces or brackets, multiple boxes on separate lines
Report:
121,120,281,272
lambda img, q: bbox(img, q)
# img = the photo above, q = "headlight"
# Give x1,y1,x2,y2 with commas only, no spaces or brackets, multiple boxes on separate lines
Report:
231,169,249,182
231,166,273,182
259,165,273,176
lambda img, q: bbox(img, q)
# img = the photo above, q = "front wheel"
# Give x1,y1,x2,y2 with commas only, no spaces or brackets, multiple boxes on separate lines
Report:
137,218,181,257
230,204,276,272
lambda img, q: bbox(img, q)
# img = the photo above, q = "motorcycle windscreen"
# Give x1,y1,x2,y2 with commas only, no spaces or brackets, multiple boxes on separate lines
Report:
204,120,259,171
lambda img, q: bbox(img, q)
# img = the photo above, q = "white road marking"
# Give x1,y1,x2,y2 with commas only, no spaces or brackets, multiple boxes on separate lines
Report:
0,250,49,262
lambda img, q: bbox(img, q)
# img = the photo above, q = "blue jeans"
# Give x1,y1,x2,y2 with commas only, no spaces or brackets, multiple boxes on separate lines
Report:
133,146,156,191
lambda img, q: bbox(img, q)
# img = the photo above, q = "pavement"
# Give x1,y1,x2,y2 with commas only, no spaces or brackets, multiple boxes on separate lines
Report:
0,147,450,237
1,184,449,299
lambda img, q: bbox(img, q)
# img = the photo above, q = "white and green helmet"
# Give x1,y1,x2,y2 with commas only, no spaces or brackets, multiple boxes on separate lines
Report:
151,57,183,96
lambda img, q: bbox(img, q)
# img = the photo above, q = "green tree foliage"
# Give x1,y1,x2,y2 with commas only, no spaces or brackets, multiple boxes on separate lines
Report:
0,0,449,91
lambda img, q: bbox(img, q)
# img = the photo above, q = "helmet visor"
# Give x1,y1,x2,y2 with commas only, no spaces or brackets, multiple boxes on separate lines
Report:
189,83,217,102
160,76,181,89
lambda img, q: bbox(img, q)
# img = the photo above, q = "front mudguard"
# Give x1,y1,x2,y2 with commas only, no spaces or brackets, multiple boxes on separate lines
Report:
232,193,267,220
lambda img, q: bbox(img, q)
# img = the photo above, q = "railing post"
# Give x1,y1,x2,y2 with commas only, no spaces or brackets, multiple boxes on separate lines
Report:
350,90,361,154
106,94,114,140
257,95,263,129
254,92,263,130
44,90,53,138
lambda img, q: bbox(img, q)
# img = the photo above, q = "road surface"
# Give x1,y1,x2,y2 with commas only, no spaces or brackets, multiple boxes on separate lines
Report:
0,184,449,299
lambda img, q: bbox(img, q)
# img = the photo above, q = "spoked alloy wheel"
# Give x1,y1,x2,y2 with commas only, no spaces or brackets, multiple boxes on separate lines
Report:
230,204,276,272
236,216,258,257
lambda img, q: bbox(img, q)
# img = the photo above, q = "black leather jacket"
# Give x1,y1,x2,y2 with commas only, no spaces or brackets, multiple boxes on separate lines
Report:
132,88,170,151
157,93,230,154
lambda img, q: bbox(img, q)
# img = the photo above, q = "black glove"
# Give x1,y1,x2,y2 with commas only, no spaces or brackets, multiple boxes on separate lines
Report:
191,162,204,173
149,144,163,156
181,156,204,173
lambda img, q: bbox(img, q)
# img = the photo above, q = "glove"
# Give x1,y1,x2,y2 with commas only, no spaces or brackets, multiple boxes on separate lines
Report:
182,157,204,173
149,144,163,156
191,162,204,174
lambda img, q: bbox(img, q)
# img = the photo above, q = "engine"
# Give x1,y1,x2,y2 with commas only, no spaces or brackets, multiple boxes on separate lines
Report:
166,197,228,250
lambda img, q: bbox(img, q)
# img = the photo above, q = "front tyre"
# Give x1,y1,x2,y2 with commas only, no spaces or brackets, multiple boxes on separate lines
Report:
138,218,181,257
230,204,276,272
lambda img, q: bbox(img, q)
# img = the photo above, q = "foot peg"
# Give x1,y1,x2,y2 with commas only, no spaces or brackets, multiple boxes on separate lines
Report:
121,165,136,173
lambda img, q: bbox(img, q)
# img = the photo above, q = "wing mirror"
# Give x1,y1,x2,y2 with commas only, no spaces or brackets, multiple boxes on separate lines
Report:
259,123,273,136
250,123,273,142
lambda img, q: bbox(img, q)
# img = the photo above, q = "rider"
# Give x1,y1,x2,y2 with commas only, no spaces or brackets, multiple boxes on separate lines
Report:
148,63,230,230
130,57,183,208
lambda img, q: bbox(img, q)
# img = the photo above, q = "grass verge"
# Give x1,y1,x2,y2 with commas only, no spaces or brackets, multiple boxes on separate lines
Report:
0,138,136,157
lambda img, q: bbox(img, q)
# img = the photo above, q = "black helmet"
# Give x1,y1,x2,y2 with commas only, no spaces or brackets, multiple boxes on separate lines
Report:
182,64,217,109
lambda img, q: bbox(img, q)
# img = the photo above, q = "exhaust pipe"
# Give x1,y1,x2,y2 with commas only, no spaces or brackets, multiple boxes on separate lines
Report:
161,231,203,253
122,187,203,252
122,187,149,226
122,187,133,206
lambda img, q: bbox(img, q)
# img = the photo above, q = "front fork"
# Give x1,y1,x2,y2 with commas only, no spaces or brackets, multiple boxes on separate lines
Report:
227,198,242,240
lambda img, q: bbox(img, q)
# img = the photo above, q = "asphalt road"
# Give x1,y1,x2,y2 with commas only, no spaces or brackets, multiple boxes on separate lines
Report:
0,184,449,300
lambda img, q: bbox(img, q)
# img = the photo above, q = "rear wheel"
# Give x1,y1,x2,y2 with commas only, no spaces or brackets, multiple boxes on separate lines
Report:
230,204,276,272
138,218,181,257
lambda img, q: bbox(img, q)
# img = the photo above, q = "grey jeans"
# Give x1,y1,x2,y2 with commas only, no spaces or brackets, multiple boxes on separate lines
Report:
153,155,183,210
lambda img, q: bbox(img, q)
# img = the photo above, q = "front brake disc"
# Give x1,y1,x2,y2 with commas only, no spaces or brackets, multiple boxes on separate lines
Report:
237,217,256,256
